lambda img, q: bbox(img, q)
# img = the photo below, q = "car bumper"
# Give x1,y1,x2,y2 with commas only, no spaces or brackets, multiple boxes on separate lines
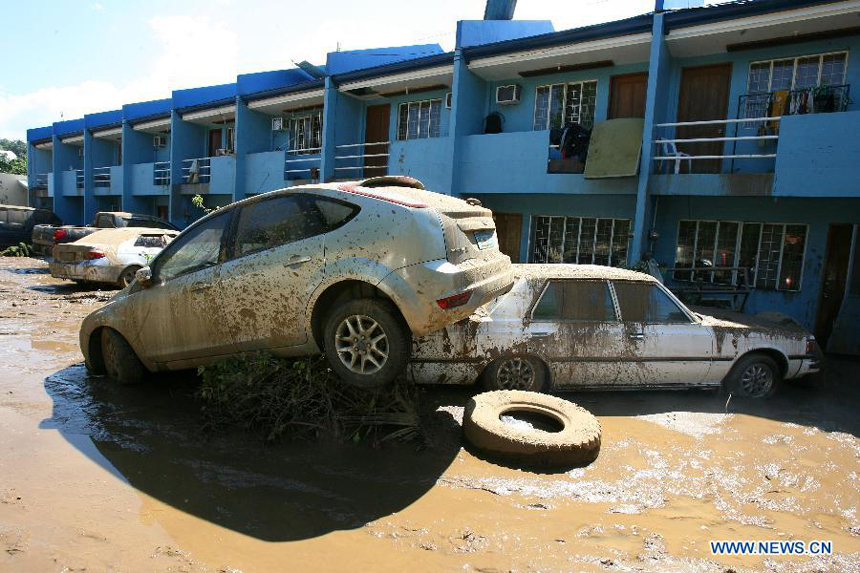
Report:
379,255,513,336
49,260,118,284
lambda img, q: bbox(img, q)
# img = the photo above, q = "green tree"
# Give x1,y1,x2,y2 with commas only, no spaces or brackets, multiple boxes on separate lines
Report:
0,139,27,175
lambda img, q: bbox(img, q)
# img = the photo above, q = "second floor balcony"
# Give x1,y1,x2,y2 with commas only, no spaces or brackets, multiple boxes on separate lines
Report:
93,165,123,196
180,155,235,195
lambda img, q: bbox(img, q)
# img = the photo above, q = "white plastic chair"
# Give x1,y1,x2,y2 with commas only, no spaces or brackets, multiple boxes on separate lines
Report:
659,141,692,174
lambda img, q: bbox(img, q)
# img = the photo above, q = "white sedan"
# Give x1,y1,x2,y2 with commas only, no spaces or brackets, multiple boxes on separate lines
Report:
410,264,820,398
50,228,178,288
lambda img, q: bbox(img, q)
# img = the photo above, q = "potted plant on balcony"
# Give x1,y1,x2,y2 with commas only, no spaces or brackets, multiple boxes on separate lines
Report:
812,85,836,113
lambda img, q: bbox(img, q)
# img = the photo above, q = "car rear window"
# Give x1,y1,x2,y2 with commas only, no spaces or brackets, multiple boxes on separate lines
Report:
134,235,171,248
532,280,616,321
613,282,690,323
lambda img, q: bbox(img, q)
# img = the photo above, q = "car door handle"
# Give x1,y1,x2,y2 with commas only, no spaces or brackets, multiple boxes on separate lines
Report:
191,283,212,294
287,255,311,265
628,333,644,340
529,331,551,338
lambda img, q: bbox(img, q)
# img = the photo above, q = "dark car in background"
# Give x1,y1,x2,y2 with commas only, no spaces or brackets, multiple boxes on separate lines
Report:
0,205,62,250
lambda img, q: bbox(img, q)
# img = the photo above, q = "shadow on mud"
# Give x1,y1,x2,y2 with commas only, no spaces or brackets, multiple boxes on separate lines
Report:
40,364,461,542
28,282,117,295
557,359,860,437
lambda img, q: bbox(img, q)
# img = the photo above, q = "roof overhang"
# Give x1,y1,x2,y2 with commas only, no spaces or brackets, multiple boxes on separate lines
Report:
247,89,325,115
60,134,84,145
467,32,652,81
34,141,53,150
133,117,172,134
338,65,454,98
93,126,123,140
182,104,236,124
665,0,860,58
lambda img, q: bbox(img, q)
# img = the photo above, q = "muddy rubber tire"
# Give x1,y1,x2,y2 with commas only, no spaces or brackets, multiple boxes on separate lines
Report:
727,353,781,398
101,328,146,385
118,265,141,289
483,355,546,392
323,298,410,389
463,390,601,468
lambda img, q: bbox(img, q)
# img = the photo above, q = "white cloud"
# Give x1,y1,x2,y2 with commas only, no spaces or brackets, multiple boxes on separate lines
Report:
91,2,104,11
0,14,239,140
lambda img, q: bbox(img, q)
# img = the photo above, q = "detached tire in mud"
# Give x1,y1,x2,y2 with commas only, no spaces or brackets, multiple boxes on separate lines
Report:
727,353,781,398
101,328,147,385
463,390,601,469
323,298,410,389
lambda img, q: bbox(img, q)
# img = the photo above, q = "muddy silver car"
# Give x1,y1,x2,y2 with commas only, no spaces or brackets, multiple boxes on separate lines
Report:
50,228,178,288
410,264,820,398
80,177,513,387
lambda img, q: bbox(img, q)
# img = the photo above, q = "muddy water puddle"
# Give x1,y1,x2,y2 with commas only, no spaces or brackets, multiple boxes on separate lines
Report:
1,257,859,572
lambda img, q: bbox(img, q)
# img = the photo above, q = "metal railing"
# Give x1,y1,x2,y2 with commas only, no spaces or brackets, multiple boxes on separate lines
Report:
93,166,111,188
75,169,84,189
284,148,321,180
33,173,48,188
334,142,389,175
154,161,171,186
666,266,753,311
653,116,781,172
182,157,211,184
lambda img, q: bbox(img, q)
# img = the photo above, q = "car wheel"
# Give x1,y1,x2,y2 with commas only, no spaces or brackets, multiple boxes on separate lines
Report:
118,265,141,289
323,298,410,389
101,328,147,385
463,390,601,469
484,355,546,392
728,354,781,398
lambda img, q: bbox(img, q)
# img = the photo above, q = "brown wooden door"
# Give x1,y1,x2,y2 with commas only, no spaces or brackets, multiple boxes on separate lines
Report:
493,213,522,263
676,63,732,173
815,224,853,349
208,129,222,157
364,104,390,176
609,72,648,119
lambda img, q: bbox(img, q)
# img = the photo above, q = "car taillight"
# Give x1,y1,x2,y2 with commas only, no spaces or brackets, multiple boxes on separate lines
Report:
85,251,105,260
437,291,471,310
806,337,816,354
53,229,66,240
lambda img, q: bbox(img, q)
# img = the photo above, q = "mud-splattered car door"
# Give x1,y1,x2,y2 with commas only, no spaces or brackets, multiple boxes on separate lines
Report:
130,209,234,366
527,279,624,389
612,281,713,387
214,194,328,351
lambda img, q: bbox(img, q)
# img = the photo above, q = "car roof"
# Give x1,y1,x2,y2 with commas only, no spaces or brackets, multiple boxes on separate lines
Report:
512,263,658,283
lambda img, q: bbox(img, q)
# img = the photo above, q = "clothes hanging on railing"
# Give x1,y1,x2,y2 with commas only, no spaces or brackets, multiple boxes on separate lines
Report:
766,91,789,132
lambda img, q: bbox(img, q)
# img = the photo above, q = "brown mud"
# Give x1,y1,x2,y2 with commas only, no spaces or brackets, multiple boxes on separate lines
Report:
0,256,858,572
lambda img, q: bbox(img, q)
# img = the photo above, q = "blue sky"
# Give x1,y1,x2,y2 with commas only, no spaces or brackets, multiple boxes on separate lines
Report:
1,0,720,140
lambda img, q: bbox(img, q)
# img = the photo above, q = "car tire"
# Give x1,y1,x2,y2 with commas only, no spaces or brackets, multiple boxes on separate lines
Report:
463,390,601,469
727,353,781,398
118,265,141,289
101,328,146,385
323,298,410,389
483,355,547,392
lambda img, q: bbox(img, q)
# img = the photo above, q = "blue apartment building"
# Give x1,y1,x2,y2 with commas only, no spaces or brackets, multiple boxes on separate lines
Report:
26,0,860,354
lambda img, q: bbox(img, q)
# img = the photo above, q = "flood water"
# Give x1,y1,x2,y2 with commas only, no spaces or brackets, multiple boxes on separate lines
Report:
1,257,858,571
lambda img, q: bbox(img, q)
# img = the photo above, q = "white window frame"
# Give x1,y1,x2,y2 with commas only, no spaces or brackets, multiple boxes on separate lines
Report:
532,80,598,131
287,109,323,154
527,215,631,267
746,51,849,93
673,219,808,292
396,98,442,141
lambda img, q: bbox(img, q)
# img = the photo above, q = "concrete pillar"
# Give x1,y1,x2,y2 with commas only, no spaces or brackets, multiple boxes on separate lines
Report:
320,77,338,182
121,121,149,214
448,50,487,197
83,130,97,222
51,135,82,224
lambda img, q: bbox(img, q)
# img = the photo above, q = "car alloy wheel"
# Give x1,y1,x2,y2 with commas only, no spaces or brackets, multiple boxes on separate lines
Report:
496,357,535,390
740,363,773,397
334,314,389,375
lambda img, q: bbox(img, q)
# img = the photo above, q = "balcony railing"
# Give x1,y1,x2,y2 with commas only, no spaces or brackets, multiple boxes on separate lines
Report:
740,84,850,122
334,142,389,176
75,169,84,189
284,147,321,181
653,116,780,173
93,166,111,188
182,157,210,184
33,173,48,188
154,161,171,186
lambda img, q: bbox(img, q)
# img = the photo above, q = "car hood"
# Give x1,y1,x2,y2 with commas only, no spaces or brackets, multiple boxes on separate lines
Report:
691,306,809,337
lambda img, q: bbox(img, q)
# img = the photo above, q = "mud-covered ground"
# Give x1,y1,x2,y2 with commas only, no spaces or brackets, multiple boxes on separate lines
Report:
0,256,858,572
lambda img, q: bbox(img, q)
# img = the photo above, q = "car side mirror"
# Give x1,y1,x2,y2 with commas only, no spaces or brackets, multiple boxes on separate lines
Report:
135,266,154,288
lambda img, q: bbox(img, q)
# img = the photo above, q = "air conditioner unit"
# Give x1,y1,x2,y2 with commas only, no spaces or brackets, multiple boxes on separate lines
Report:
271,117,285,131
153,135,166,148
445,92,452,109
495,84,522,106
